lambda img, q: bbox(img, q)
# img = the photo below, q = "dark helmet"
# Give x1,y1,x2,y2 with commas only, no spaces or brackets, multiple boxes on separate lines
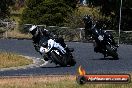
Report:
83,15,93,29
29,25,38,36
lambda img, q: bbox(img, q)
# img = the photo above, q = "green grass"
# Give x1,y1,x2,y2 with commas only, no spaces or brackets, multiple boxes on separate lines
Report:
0,52,33,68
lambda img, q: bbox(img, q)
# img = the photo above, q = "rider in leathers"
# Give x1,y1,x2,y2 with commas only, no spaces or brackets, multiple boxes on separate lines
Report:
83,15,118,53
29,25,72,62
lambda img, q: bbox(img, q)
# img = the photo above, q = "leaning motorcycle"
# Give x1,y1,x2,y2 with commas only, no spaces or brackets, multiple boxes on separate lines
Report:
83,16,119,59
40,38,76,66
92,27,119,59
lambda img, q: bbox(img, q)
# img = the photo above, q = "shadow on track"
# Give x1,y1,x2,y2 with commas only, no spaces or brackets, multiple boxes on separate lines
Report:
40,65,73,68
91,57,119,60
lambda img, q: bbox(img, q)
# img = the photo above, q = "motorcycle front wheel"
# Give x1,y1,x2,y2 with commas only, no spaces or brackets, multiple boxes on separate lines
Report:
106,45,119,60
50,51,67,66
66,52,76,66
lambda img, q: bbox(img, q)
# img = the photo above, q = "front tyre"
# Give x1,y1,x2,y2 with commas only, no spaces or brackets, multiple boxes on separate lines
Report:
106,45,119,60
68,58,76,66
50,51,67,67
62,54,76,67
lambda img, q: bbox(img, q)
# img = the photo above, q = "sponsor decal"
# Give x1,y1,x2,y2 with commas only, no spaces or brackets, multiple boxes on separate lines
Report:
76,66,131,84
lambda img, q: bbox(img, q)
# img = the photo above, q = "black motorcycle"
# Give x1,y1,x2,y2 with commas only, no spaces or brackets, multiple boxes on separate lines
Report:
39,37,76,67
83,16,119,59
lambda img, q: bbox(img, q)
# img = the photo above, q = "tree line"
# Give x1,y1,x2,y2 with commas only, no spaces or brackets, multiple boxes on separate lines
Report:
0,0,132,31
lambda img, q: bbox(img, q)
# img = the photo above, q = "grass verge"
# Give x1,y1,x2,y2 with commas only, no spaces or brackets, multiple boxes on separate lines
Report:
0,75,131,88
7,30,32,39
0,52,33,68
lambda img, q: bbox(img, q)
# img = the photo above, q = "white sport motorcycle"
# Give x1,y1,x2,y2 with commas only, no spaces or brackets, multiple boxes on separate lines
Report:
40,39,76,66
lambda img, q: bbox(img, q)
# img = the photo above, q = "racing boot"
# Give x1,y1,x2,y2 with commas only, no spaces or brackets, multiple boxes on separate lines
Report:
104,53,108,58
65,47,74,52
44,53,54,63
38,52,49,66
39,55,49,66
94,47,99,53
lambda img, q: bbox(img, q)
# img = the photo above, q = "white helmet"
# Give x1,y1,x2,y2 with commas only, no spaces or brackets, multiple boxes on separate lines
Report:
29,25,38,36
29,25,37,31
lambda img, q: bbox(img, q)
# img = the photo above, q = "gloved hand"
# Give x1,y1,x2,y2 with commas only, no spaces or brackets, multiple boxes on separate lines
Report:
33,44,40,52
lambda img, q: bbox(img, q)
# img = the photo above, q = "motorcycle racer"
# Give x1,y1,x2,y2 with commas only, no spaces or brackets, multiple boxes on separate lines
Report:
29,25,73,65
83,15,119,58
83,15,118,50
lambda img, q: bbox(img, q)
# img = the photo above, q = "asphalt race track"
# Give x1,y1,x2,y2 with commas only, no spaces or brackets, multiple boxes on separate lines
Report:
0,39,132,76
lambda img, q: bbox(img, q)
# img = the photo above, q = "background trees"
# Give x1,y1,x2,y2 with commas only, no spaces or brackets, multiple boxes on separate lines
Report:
87,0,132,31
1,0,131,31
21,0,77,26
20,0,132,31
0,0,15,18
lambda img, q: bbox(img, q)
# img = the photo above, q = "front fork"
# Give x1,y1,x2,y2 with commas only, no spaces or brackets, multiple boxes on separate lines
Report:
93,41,108,58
